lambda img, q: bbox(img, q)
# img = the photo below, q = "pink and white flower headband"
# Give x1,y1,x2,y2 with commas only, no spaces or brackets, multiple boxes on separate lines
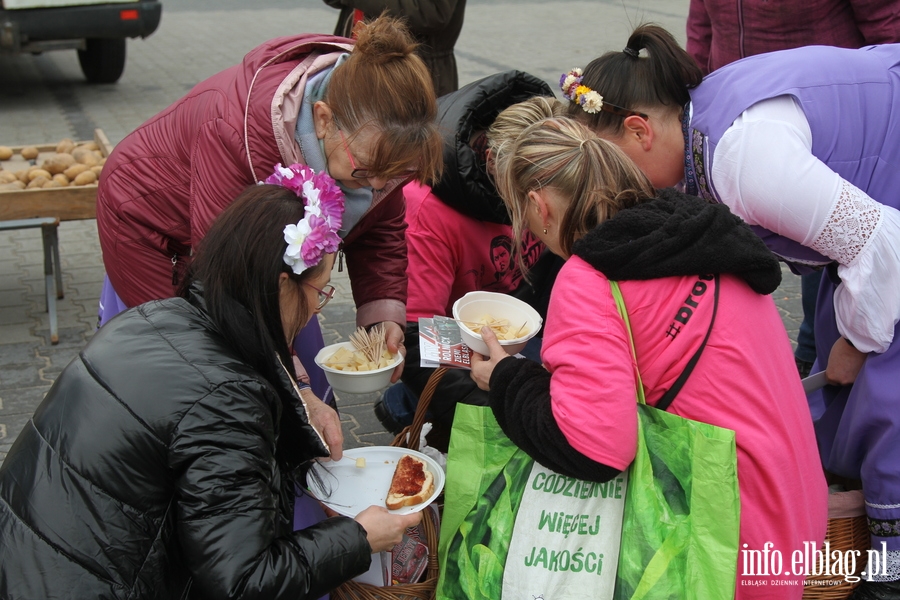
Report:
265,163,345,274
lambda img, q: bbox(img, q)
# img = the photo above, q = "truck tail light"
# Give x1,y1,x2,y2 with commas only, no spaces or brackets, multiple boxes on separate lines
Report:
120,9,139,20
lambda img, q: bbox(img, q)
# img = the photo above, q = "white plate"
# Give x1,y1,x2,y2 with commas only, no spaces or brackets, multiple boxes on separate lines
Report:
306,446,445,517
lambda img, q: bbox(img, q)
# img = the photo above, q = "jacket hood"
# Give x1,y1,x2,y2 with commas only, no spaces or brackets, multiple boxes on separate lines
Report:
572,188,782,294
241,34,353,180
241,33,353,73
430,70,553,224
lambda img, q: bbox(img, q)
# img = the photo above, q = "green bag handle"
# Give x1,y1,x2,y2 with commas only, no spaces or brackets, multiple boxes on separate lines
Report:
609,277,719,410
608,280,647,406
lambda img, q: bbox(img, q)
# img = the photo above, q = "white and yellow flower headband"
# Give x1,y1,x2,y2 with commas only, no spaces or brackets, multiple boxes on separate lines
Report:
559,68,648,119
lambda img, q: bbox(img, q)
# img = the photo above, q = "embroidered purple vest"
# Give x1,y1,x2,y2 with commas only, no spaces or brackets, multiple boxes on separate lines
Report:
685,44,900,263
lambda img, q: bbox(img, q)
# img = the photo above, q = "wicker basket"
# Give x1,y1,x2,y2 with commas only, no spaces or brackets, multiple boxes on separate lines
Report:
332,367,448,600
803,490,870,599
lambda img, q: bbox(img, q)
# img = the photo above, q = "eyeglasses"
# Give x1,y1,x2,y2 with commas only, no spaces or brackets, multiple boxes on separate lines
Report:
337,127,418,181
337,128,374,179
303,282,337,310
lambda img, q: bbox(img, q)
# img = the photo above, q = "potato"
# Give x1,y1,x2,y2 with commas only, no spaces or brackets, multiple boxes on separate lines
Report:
63,163,89,179
20,146,40,160
56,138,76,154
27,168,52,182
462,314,530,340
90,165,104,177
42,153,76,175
27,175,49,189
42,180,64,188
80,141,99,151
73,170,97,186
0,181,26,191
0,146,13,160
323,345,395,371
72,146,98,166
15,169,30,184
0,170,17,183
52,173,70,186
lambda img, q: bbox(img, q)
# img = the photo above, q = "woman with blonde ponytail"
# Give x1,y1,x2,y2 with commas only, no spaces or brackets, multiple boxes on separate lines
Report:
470,116,827,598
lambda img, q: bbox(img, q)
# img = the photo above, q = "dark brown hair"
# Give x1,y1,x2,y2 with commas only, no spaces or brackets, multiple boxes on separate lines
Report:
567,24,703,135
326,14,443,183
180,184,327,385
180,184,331,469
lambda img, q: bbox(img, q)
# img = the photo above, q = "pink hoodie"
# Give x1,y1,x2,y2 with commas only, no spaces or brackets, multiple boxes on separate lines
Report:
544,256,827,597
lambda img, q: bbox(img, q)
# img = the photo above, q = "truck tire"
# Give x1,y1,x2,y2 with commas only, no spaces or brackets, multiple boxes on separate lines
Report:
78,38,127,84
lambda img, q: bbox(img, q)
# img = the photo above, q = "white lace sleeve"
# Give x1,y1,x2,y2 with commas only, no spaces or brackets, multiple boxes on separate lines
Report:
712,96,900,353
820,186,900,353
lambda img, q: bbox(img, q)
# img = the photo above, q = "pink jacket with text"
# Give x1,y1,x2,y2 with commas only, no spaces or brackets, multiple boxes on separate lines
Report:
546,259,827,594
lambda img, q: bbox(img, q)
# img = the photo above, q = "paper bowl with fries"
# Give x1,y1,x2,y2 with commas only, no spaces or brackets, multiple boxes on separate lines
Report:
452,291,542,356
314,341,403,395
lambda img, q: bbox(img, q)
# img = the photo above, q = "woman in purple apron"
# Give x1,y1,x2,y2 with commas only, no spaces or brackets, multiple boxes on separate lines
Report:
562,26,900,599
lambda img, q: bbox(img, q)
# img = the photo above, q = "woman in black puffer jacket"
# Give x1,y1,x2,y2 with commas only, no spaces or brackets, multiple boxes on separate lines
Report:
0,181,419,599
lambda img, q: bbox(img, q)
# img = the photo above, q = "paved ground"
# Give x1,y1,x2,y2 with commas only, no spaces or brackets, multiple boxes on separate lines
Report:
0,0,805,461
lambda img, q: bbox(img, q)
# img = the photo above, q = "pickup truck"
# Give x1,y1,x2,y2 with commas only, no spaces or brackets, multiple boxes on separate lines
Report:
0,0,161,83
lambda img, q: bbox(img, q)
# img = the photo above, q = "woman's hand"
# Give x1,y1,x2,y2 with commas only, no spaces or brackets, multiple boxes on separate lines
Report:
379,321,407,383
825,337,867,386
299,387,344,461
354,506,422,553
469,326,509,391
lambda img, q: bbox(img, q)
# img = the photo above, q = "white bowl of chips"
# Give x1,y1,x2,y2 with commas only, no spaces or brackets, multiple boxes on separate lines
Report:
452,291,542,356
314,341,403,395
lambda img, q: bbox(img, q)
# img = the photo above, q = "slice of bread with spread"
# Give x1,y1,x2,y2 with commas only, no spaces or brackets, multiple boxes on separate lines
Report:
386,454,434,510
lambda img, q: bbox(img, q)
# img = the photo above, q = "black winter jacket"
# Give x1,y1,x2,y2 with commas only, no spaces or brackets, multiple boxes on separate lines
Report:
431,69,553,224
325,0,467,97
0,291,371,599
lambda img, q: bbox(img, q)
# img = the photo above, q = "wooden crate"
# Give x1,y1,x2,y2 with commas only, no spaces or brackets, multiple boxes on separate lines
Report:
0,128,114,221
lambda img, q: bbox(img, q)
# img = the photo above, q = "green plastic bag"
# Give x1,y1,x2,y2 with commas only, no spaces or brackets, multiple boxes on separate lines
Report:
610,280,740,600
437,405,627,599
